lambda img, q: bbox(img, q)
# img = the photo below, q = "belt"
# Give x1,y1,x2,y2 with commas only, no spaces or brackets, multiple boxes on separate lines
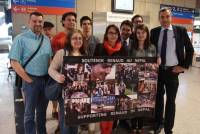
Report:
159,65,175,71
27,73,49,78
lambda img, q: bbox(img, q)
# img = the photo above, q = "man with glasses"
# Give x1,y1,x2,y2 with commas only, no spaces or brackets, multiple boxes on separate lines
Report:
131,14,144,40
131,15,143,29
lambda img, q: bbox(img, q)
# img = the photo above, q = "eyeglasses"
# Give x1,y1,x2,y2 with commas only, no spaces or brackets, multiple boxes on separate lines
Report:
108,32,118,36
71,37,83,40
134,20,143,24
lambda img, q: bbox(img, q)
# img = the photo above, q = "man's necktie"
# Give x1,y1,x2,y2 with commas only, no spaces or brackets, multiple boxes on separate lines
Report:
123,40,128,52
123,40,127,46
161,29,168,65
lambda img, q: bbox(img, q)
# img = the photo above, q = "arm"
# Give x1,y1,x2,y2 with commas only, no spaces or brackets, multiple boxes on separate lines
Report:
11,60,33,83
48,49,65,83
172,27,194,73
9,35,33,83
182,27,194,69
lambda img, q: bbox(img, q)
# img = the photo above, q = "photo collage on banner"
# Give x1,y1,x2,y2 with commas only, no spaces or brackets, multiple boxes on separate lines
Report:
62,57,158,125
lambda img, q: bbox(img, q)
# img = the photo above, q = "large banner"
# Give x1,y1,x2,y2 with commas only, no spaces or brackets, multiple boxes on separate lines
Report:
63,57,158,125
11,0,75,15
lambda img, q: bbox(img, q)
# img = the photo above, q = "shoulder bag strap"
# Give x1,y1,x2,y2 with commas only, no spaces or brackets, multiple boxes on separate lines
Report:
23,35,44,68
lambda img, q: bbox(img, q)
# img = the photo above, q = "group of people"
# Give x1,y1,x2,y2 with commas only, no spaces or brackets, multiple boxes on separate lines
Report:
92,82,114,96
9,6,194,134
66,99,91,116
116,97,132,111
116,64,138,83
66,81,89,97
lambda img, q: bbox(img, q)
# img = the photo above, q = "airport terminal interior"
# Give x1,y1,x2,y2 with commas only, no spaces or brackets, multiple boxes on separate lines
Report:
0,0,200,134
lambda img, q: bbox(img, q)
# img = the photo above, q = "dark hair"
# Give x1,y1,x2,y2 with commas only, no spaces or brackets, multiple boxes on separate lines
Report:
104,24,121,43
29,12,43,18
65,29,86,55
133,24,150,50
131,14,143,23
120,20,133,30
61,12,77,27
159,7,172,16
80,16,92,27
43,21,54,28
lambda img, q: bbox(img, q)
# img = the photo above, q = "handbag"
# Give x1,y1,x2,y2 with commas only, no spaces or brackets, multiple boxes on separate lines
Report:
45,77,63,100
45,48,68,100
15,35,44,89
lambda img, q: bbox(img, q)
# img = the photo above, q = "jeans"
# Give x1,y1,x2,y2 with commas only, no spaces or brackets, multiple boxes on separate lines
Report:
58,98,78,134
22,75,49,134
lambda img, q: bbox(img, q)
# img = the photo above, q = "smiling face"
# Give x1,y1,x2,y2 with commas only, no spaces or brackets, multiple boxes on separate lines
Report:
70,32,83,50
29,15,43,34
62,15,76,31
136,29,147,42
120,24,132,40
107,27,119,45
159,9,172,28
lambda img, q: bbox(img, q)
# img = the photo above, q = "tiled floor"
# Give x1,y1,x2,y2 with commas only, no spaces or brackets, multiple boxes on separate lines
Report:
0,52,200,134
0,53,15,134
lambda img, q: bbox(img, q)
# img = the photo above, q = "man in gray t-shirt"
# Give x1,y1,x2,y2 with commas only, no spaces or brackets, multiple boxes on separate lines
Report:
80,16,100,56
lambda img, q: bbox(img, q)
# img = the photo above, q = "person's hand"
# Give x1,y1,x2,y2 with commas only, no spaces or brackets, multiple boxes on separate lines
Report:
25,75,33,83
157,57,161,65
172,66,186,73
27,78,33,83
56,74,65,83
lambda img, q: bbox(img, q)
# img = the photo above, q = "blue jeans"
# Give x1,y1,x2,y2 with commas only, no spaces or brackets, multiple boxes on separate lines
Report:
58,98,78,134
22,75,49,134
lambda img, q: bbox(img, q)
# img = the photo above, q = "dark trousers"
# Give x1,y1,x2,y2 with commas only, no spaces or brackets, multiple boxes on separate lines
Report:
58,98,78,134
131,117,143,130
155,67,179,134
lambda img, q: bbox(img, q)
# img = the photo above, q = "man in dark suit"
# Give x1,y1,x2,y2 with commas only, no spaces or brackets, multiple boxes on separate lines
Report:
120,20,134,56
150,8,194,134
